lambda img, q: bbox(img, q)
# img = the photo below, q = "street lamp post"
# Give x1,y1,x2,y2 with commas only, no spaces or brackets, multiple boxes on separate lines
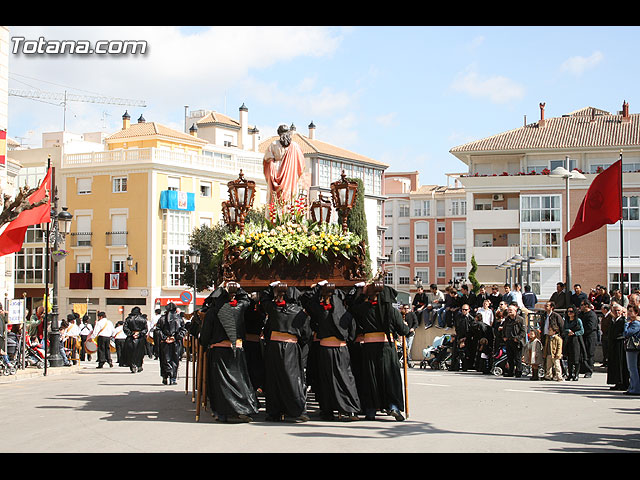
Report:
550,156,586,308
43,189,73,369
188,249,200,314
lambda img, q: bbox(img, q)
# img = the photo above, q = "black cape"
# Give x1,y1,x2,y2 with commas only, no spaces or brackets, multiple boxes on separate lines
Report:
260,285,312,418
348,285,409,413
300,285,360,415
123,307,148,369
199,286,259,418
156,303,186,380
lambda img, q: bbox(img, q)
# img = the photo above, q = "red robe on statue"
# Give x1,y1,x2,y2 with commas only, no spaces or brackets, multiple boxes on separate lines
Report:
263,140,305,204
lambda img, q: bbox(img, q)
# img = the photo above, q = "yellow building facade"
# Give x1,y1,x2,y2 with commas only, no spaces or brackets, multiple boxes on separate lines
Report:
58,111,267,321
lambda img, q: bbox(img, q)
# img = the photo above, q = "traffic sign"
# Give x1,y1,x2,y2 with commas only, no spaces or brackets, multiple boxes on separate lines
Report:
179,290,193,304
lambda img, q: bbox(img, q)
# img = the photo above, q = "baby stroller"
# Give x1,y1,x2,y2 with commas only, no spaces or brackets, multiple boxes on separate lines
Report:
491,345,508,376
421,334,452,370
1,354,17,376
16,336,46,369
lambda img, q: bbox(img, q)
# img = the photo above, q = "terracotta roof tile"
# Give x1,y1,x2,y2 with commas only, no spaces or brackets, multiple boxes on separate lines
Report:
106,121,208,144
450,107,640,153
259,133,388,167
195,111,240,129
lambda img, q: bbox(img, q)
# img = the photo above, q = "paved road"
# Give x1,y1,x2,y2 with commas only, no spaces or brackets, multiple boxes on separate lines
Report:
1,360,639,453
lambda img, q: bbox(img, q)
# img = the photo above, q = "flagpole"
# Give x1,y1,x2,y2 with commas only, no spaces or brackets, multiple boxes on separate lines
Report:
620,150,624,296
44,157,50,376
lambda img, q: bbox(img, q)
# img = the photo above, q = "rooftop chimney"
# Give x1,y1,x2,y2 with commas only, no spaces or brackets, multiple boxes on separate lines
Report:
239,103,248,150
138,114,145,123
122,110,130,130
622,100,630,123
189,123,198,137
308,121,316,140
538,102,546,128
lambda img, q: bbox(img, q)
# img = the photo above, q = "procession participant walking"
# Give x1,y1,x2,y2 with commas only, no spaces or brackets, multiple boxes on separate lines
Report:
112,321,127,367
243,292,266,395
451,304,473,372
91,312,114,368
347,282,409,422
198,283,259,423
260,282,312,422
123,307,148,373
301,282,360,421
78,315,93,362
65,314,80,365
156,302,187,385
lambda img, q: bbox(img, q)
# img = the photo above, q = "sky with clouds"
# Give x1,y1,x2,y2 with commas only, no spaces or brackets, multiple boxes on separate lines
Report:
6,25,639,185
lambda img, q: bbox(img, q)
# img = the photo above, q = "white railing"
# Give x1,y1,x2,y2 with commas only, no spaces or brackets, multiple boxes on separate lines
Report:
63,147,263,178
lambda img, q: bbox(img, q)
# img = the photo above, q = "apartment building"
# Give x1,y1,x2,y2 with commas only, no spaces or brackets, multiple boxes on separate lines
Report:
450,101,640,299
56,108,268,321
383,171,467,300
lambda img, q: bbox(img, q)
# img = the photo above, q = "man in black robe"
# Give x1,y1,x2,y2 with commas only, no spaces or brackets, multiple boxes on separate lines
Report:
123,307,148,373
347,282,410,421
243,292,266,395
260,282,312,422
156,302,187,385
301,281,360,421
199,283,259,423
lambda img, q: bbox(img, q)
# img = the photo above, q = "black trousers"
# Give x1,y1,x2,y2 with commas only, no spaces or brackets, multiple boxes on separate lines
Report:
505,341,523,376
97,336,112,366
581,331,597,374
79,334,90,361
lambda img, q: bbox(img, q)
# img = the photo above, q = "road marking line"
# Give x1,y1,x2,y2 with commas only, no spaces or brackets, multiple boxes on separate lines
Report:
414,382,451,387
504,389,559,395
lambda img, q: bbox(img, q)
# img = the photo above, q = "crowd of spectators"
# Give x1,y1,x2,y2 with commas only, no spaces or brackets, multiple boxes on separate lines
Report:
410,281,640,393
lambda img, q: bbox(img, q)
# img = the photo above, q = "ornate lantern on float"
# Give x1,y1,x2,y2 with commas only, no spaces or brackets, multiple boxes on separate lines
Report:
330,170,358,233
225,170,256,235
222,201,240,232
310,193,332,224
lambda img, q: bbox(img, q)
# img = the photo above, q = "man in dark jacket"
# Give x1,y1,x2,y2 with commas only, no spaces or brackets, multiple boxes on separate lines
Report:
579,300,598,378
540,301,564,346
502,305,526,377
571,284,588,310
549,282,568,310
451,304,473,371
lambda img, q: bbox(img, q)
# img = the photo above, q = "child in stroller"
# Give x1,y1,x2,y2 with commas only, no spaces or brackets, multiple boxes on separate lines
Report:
420,334,452,370
491,345,508,376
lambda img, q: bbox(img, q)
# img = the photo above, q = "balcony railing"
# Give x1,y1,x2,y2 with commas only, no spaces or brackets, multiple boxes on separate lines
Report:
105,231,128,247
70,232,92,247
63,147,264,178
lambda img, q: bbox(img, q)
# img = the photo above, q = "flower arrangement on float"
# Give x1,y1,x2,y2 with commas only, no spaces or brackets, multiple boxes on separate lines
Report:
224,200,362,268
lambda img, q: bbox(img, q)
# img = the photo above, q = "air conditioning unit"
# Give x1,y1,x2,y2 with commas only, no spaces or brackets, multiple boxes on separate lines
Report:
493,194,504,201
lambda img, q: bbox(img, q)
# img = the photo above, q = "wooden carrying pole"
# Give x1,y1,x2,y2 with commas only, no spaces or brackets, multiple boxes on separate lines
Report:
402,336,409,419
184,334,190,395
195,344,204,421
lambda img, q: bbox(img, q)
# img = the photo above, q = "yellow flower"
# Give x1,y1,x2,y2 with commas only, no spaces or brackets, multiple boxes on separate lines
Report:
320,232,325,238
323,246,328,251
238,245,244,251
346,244,350,249
247,247,253,252
311,245,317,251
269,248,275,254
260,250,265,255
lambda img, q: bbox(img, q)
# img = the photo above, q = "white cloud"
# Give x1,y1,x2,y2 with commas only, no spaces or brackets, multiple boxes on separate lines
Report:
6,26,346,141
469,35,485,49
560,50,604,76
450,67,525,104
375,112,396,127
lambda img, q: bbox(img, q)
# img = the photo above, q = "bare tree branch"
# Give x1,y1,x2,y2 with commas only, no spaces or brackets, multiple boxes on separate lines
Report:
0,185,50,229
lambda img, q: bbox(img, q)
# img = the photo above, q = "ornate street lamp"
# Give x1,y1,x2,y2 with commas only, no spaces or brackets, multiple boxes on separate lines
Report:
310,193,332,224
226,170,256,235
330,170,358,234
43,187,73,371
187,249,200,314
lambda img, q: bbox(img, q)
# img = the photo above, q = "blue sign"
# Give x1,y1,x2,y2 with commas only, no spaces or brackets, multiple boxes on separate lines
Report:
180,291,193,304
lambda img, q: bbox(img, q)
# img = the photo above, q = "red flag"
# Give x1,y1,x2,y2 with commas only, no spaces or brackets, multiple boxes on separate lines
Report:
564,160,622,242
0,167,52,256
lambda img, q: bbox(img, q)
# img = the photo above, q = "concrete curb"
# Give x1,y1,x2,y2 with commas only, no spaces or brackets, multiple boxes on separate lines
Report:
0,364,84,384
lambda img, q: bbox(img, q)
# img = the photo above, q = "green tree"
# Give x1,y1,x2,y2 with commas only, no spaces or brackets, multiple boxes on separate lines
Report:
468,254,481,293
181,222,229,291
340,177,372,280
